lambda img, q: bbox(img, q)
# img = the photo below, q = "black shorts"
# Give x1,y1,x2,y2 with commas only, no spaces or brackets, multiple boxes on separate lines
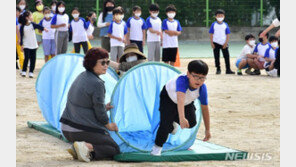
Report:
162,48,178,62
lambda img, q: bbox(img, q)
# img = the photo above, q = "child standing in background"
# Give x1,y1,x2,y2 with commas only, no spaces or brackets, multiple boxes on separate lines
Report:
33,1,44,45
86,12,97,40
70,7,89,54
146,3,162,61
209,9,235,74
39,7,56,62
108,6,128,62
51,1,69,55
162,4,182,66
19,11,48,78
126,6,146,53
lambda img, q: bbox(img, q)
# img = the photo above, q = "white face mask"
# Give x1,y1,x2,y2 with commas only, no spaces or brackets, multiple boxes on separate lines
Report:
19,5,26,10
58,7,65,13
167,13,176,19
115,15,124,21
126,55,138,62
271,42,278,48
135,13,141,17
72,14,79,19
217,17,224,22
44,14,51,18
51,6,56,12
248,40,256,46
151,13,159,18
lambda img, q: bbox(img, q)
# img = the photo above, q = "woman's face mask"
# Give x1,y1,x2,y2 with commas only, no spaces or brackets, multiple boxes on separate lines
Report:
106,6,114,11
126,55,138,62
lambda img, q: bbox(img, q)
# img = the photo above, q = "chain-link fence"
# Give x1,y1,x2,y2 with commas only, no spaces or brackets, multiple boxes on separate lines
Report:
20,0,279,27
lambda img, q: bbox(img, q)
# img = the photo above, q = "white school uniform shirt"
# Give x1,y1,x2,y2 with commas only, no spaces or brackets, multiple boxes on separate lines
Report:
39,18,56,39
146,16,162,42
51,13,69,31
162,19,182,48
209,21,231,45
108,20,128,47
70,18,89,43
165,74,208,106
22,24,38,49
126,17,146,41
86,21,94,36
236,44,255,60
254,42,271,61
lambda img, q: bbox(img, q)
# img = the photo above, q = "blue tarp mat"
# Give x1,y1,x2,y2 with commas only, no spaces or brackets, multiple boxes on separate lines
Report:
27,121,247,162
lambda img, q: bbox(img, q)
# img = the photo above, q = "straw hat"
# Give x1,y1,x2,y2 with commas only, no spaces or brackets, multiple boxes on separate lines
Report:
119,43,146,63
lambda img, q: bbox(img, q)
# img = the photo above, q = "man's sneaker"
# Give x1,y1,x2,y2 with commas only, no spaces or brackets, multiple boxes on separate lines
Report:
21,71,26,77
67,145,78,159
226,69,235,74
29,72,34,78
237,69,242,75
171,122,178,135
73,141,91,162
151,145,162,156
245,68,252,75
250,69,261,75
216,68,221,74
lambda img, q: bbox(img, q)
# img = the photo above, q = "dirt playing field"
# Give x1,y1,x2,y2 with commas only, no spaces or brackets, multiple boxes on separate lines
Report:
16,58,279,167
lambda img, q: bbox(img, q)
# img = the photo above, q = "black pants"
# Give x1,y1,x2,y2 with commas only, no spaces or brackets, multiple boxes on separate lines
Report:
274,47,280,76
16,50,19,69
62,130,120,160
130,40,143,53
22,48,37,73
155,86,197,147
213,42,231,70
74,41,89,54
162,48,178,62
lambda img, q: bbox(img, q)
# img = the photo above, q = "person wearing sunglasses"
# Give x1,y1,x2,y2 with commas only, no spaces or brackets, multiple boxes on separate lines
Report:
59,47,119,162
151,60,211,156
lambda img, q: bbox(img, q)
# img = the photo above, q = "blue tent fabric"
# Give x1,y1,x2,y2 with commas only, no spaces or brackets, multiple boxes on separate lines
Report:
36,56,202,153
109,62,202,153
35,54,118,131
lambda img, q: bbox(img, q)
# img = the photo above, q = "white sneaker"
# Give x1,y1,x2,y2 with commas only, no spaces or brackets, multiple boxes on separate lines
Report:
29,72,34,78
151,145,162,156
171,122,178,135
73,141,91,162
267,69,278,77
21,71,26,77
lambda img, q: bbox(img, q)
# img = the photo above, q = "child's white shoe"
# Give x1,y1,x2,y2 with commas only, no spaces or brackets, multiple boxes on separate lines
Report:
29,72,34,78
151,145,162,156
171,121,178,135
73,141,91,162
267,69,278,77
21,71,26,77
